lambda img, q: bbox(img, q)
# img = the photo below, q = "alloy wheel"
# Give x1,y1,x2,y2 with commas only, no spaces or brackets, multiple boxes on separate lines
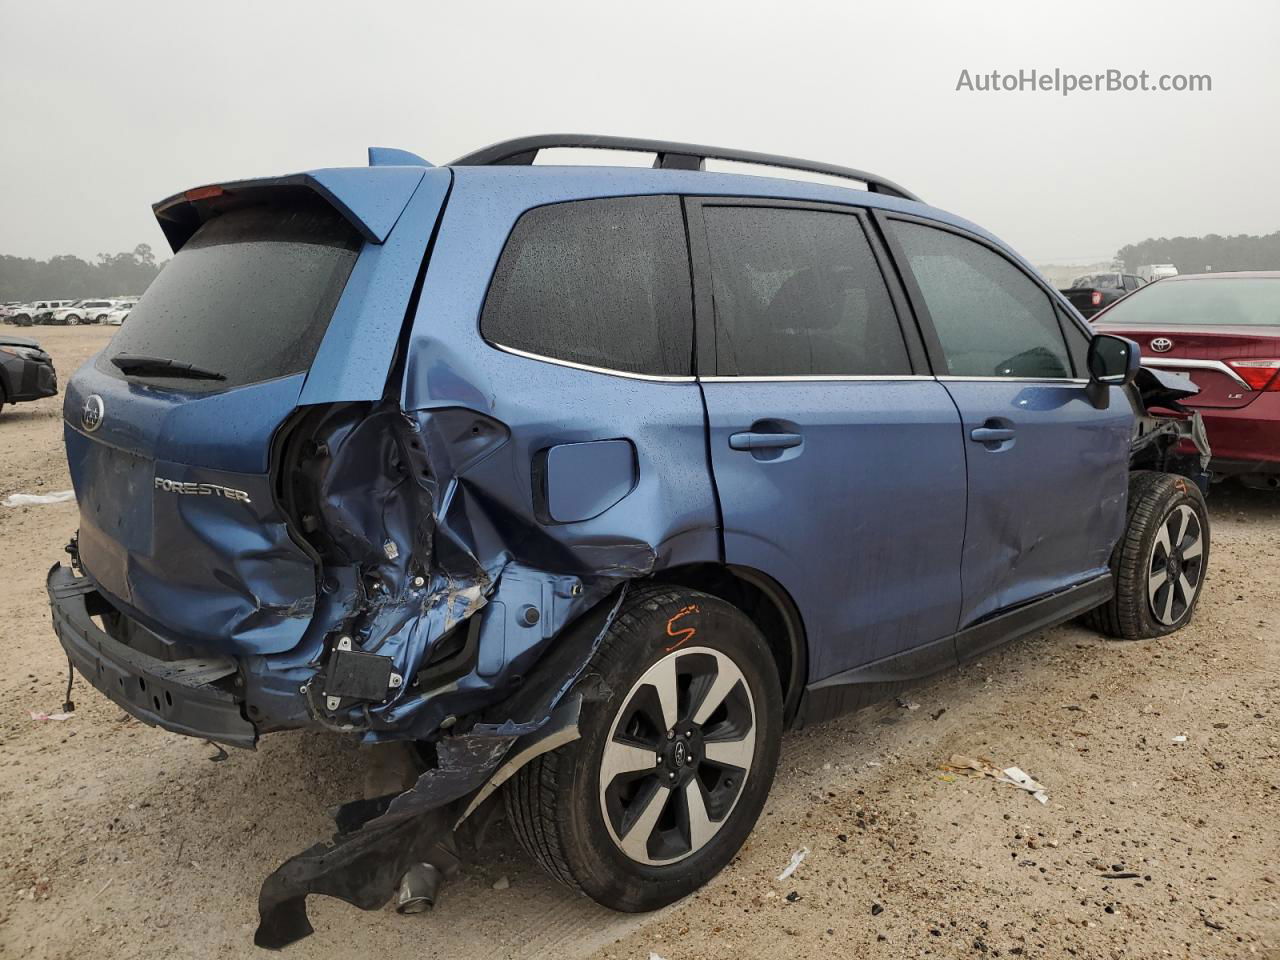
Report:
598,646,756,866
1148,503,1204,626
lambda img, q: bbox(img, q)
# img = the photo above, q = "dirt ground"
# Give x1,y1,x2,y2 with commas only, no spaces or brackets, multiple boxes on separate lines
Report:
1,326,1277,960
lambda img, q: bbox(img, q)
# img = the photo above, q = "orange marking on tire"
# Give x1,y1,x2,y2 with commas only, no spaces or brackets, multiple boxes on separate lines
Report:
664,605,700,652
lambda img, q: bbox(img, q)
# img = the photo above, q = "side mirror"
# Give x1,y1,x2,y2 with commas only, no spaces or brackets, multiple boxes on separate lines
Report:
1087,334,1140,385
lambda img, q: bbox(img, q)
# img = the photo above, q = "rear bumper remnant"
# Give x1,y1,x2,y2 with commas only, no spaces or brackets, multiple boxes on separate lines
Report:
47,563,257,748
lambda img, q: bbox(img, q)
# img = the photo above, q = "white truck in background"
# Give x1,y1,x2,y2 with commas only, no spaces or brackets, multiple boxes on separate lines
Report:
1136,263,1179,283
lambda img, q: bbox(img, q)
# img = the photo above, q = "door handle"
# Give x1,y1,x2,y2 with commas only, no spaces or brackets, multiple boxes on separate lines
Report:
729,431,804,451
969,426,1015,443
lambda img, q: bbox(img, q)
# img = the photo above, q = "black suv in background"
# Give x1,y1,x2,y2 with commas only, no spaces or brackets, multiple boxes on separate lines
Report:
0,333,57,414
1061,272,1146,318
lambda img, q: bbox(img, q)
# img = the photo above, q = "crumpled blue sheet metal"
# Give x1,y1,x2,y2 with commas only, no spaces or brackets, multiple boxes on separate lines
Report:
254,586,628,950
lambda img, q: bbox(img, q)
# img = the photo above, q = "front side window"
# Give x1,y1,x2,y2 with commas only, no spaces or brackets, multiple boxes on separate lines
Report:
700,206,910,376
889,221,1072,379
480,196,693,377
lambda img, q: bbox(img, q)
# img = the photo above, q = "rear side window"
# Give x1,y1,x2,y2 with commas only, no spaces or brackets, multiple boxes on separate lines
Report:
481,196,693,377
103,194,360,390
701,206,910,376
889,221,1072,379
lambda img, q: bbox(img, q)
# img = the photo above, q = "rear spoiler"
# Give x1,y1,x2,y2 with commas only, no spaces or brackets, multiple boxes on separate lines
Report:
153,149,432,253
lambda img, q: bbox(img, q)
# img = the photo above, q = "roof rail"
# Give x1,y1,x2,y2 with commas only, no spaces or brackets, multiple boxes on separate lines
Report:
449,134,921,202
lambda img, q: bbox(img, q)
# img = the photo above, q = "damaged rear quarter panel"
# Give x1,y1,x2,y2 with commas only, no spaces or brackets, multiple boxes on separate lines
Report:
271,171,723,741
401,172,720,577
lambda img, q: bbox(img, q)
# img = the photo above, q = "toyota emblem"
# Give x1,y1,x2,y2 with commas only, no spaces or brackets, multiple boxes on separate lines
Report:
1150,337,1174,353
82,394,105,433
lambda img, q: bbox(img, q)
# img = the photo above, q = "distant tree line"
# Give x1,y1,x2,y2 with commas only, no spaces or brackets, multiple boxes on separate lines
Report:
0,244,164,301
1118,231,1280,274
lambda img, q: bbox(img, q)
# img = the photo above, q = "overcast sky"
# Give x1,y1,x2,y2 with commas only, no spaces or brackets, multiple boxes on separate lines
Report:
1,0,1275,265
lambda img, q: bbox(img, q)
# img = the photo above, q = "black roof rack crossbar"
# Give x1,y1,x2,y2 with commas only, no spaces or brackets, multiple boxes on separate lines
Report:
449,134,921,203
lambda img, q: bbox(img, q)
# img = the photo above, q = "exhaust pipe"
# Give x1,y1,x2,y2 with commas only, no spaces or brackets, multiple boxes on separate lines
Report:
396,862,443,914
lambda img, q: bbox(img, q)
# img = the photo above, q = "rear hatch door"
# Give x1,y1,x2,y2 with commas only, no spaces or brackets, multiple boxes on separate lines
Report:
65,166,450,655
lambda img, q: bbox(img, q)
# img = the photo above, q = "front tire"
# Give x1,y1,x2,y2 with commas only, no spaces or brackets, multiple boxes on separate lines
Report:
65,314,80,326
1085,471,1209,639
505,585,782,911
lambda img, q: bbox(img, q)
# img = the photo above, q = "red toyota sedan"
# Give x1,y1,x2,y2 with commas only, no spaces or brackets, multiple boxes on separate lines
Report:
1093,272,1280,490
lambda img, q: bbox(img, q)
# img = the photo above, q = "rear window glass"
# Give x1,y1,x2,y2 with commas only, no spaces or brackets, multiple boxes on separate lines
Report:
1072,274,1121,289
480,196,693,377
102,195,360,389
1099,277,1280,325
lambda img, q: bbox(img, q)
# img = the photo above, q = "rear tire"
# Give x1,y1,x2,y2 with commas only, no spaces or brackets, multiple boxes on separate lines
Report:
505,585,782,911
66,314,80,326
1084,471,1209,640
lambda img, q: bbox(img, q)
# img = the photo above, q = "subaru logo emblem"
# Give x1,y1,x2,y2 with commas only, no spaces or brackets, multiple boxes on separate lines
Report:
82,394,105,433
1150,337,1174,353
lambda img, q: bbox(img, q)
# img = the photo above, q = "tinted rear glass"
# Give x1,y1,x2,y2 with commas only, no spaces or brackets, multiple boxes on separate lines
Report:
480,196,693,377
102,195,360,389
1099,277,1280,326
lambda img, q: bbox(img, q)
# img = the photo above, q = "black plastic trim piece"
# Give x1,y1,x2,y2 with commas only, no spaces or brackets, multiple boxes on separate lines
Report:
47,563,256,749
795,573,1113,727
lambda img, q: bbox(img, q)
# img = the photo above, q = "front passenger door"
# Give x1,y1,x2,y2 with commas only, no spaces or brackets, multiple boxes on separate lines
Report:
882,216,1133,643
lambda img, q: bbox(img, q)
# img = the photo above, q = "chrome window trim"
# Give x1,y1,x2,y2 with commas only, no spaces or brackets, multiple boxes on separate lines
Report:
699,374,932,383
936,376,1090,385
1142,357,1251,389
487,341,696,382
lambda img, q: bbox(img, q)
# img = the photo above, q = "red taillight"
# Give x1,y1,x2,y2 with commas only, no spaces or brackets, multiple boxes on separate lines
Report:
1227,359,1280,391
183,185,225,202
1090,291,1103,307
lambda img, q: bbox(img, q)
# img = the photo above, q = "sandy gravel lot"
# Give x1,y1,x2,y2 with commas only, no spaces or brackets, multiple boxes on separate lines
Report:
1,326,1277,960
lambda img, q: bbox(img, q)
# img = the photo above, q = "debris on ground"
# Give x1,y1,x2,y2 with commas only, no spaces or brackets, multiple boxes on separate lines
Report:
2,490,75,507
896,697,920,711
1172,734,1188,743
29,710,74,721
939,755,1049,804
777,847,809,881
492,876,510,891
1001,766,1049,804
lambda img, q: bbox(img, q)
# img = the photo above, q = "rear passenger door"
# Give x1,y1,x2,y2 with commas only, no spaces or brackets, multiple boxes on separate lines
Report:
880,215,1133,647
688,199,967,684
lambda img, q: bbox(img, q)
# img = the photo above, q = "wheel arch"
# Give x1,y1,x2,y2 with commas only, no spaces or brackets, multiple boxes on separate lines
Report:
648,563,808,726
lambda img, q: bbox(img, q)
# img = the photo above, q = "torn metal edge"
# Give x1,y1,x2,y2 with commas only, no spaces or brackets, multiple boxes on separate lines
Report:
253,584,628,949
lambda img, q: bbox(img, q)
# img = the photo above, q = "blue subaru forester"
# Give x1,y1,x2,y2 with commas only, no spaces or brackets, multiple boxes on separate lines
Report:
48,136,1210,946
